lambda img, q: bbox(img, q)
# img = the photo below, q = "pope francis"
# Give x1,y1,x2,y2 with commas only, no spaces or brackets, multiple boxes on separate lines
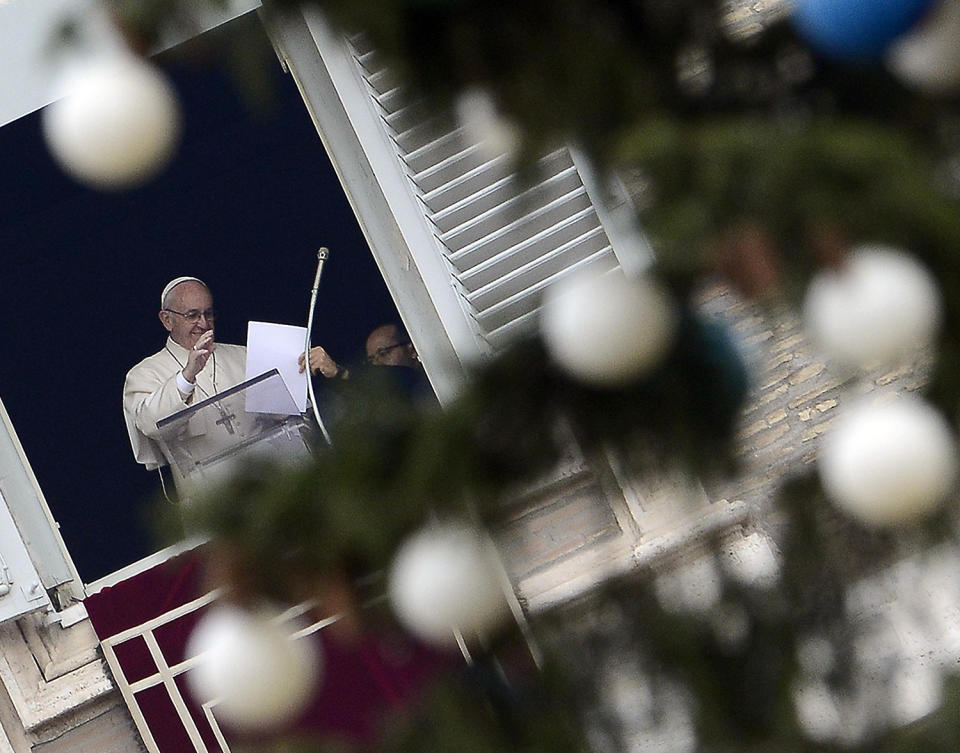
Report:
122,277,247,478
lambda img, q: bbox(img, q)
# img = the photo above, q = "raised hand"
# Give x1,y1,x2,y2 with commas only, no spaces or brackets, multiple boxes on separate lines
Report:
184,330,216,383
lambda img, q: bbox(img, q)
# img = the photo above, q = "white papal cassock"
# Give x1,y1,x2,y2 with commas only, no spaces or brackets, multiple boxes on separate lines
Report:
122,337,247,472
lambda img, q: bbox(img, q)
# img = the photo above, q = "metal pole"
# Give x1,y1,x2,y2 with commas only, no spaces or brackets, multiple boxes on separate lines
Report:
305,248,332,445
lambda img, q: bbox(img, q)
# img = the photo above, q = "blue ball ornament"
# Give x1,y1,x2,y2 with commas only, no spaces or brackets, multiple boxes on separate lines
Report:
792,0,936,61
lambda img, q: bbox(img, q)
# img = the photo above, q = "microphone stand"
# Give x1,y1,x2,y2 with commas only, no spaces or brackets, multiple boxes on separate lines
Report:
305,248,333,446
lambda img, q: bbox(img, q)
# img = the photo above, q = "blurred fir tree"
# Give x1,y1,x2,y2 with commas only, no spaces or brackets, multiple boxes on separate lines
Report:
101,0,960,751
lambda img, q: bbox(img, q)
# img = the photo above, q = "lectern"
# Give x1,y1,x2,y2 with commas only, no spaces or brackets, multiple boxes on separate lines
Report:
155,369,313,498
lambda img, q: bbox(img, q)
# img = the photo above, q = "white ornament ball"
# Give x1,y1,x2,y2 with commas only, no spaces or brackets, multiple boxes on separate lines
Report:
819,396,958,527
388,522,509,645
888,0,960,95
186,604,321,731
802,245,942,372
43,54,181,190
542,269,677,387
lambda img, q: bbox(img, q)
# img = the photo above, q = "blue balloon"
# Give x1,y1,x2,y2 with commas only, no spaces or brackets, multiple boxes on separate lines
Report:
792,0,936,61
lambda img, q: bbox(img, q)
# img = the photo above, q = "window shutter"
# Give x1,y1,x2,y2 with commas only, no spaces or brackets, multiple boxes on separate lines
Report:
263,7,650,396
348,32,638,352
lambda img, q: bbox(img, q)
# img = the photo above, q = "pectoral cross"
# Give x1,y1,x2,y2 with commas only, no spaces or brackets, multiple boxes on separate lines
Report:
215,407,237,435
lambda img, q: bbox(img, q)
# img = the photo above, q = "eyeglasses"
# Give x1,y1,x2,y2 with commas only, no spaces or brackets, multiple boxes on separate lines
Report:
367,341,410,363
163,308,216,323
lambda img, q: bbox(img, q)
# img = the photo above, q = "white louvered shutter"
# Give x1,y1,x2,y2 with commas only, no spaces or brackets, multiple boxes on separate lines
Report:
349,32,641,352
262,8,651,397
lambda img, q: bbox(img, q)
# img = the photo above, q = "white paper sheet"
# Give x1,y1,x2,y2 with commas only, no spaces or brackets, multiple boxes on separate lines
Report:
245,321,309,414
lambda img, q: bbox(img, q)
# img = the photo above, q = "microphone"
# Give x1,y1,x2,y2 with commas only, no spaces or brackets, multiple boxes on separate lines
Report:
311,247,329,294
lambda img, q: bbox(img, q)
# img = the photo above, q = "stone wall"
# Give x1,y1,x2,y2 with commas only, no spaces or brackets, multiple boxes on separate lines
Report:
697,280,931,529
33,706,145,753
0,612,146,753
498,277,936,608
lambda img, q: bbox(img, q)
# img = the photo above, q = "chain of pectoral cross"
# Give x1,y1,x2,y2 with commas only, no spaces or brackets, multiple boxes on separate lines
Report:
164,347,238,434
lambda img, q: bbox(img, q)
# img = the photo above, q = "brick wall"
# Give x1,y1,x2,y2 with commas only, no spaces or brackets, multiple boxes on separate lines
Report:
697,280,932,522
